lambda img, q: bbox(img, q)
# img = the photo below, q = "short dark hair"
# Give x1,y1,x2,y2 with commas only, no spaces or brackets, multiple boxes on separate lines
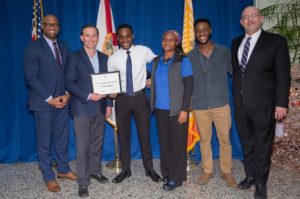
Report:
80,24,99,36
117,24,134,35
194,18,212,28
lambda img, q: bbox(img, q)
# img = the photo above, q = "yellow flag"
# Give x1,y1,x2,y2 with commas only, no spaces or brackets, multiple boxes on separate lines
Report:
182,0,195,54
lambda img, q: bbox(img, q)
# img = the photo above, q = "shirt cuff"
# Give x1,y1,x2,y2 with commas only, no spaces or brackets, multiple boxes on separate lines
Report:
87,93,92,101
45,95,53,102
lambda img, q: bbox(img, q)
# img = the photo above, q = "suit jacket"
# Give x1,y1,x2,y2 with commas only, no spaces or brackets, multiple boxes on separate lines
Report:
64,48,112,117
24,36,69,111
231,30,291,110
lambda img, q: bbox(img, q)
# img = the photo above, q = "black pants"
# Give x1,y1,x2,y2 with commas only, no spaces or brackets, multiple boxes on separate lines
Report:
235,105,275,185
115,91,153,172
155,109,188,183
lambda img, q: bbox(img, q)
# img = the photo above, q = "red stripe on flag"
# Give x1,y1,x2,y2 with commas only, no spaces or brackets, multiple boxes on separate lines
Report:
104,0,112,33
104,0,118,46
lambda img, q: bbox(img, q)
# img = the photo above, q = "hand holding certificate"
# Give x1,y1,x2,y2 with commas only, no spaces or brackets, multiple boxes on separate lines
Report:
91,71,122,95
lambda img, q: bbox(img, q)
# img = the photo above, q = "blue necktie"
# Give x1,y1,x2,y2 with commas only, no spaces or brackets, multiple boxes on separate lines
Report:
126,51,134,96
240,37,251,71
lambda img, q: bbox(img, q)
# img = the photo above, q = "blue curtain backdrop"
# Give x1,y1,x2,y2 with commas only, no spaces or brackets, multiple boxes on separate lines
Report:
0,0,252,163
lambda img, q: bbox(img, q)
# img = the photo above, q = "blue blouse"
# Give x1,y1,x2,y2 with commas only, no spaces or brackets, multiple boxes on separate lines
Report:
147,56,193,110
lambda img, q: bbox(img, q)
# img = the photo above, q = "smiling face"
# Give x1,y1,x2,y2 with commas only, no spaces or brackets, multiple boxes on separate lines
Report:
162,32,177,52
117,27,134,50
240,6,264,35
80,27,99,50
42,15,60,41
195,21,212,45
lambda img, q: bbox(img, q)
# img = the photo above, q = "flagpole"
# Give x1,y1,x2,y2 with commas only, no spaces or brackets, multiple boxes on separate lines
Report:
96,0,121,173
182,0,200,171
106,119,121,173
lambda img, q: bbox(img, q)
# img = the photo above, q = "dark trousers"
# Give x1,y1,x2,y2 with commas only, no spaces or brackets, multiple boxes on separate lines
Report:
115,91,153,172
34,108,71,182
235,105,276,185
155,109,188,183
73,111,106,186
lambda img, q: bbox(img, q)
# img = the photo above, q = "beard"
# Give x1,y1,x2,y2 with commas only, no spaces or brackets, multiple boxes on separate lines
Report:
198,34,211,45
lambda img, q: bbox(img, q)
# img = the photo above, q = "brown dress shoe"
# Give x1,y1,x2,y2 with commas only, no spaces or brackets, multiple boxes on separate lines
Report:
46,180,61,192
57,171,77,180
221,173,237,188
198,172,213,185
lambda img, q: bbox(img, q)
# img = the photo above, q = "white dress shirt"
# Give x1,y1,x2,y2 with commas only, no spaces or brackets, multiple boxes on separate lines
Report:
108,45,156,92
238,28,262,65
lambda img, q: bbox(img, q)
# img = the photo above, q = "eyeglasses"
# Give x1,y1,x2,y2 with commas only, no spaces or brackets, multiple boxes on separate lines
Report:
241,13,260,20
42,23,60,28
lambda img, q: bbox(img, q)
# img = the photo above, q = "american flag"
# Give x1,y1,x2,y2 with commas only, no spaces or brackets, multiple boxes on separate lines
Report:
31,0,43,41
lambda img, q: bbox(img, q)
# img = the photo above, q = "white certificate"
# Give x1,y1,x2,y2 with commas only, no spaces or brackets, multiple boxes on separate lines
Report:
91,71,122,95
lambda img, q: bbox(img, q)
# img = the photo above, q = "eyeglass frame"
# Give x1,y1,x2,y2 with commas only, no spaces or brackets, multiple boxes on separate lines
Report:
241,13,261,21
42,23,60,28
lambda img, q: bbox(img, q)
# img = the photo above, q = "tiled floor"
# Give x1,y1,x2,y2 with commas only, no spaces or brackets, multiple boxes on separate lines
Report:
0,159,299,199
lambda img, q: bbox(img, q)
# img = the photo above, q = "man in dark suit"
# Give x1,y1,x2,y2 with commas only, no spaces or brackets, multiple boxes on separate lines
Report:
231,6,291,199
24,14,76,192
64,25,112,198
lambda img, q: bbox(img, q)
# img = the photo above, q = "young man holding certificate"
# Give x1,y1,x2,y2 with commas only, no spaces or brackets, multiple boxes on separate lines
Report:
108,24,161,184
64,25,112,198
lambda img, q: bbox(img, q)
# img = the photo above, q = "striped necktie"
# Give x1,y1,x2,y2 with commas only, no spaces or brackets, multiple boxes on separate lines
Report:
240,37,251,71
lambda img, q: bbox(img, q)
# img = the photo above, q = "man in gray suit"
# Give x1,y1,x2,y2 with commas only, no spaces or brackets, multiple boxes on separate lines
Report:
65,25,112,198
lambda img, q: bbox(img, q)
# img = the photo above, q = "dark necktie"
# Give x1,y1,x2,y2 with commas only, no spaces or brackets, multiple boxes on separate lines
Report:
240,37,251,71
126,50,134,96
53,42,63,70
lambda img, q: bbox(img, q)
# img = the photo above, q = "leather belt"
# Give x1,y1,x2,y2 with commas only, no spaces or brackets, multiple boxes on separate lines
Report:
121,88,145,97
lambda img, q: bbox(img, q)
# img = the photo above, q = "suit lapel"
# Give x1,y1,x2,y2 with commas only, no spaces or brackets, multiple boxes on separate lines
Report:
79,48,95,73
246,31,265,70
58,42,67,65
41,37,57,63
233,36,243,70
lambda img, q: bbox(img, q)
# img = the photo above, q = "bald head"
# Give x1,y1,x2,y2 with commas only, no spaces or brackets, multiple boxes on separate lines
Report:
43,14,59,23
240,6,264,35
241,6,261,19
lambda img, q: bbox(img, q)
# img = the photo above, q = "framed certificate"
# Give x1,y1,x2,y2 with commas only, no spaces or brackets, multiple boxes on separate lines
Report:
91,71,122,95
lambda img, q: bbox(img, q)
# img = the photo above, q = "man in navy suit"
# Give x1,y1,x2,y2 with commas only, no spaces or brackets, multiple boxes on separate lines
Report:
64,25,112,198
24,14,76,192
231,6,291,199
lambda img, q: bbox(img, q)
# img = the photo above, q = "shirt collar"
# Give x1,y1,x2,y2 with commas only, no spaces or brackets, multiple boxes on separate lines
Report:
159,54,174,64
120,45,135,53
194,42,219,55
245,28,262,40
43,35,57,46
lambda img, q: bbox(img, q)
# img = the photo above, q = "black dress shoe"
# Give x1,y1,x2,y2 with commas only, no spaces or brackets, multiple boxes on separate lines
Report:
238,177,255,190
145,169,161,182
91,173,109,183
162,177,169,184
78,185,89,198
254,184,268,199
112,170,131,183
162,180,182,191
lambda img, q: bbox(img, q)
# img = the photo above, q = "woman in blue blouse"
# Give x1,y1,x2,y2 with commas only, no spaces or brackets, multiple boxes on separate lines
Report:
148,30,193,191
